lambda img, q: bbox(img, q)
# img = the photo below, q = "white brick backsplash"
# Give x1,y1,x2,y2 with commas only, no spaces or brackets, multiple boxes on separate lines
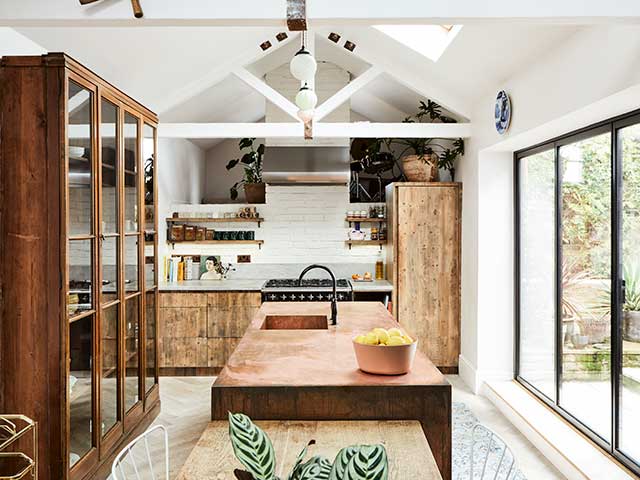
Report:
164,185,386,265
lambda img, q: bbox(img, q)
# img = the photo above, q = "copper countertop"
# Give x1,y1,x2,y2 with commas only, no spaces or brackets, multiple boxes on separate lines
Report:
213,302,448,388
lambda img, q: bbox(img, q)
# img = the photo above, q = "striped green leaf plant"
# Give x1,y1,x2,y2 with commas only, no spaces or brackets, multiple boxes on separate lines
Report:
228,413,389,480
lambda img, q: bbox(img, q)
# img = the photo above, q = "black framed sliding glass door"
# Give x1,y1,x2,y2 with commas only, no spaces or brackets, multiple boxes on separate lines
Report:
515,110,640,475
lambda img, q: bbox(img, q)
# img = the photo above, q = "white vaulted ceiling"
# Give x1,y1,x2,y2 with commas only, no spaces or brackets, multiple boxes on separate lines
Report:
15,23,579,125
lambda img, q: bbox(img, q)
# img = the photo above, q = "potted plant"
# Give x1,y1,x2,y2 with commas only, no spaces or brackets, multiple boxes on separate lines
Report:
226,138,265,203
593,263,640,342
350,100,465,182
228,412,389,480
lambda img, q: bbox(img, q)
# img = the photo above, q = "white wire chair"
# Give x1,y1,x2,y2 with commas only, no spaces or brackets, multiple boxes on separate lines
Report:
111,425,169,480
466,423,518,480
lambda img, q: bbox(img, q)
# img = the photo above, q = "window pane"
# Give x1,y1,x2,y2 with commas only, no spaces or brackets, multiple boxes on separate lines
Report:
68,81,93,237
519,149,556,399
145,234,156,289
69,315,94,464
124,113,139,233
559,132,612,442
101,236,118,304
143,124,155,232
125,235,139,294
125,296,140,411
68,240,93,317
101,305,118,436
619,123,640,463
101,99,118,235
145,290,156,393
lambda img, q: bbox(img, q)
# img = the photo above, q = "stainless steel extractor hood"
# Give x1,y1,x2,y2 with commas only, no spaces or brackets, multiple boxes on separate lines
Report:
263,146,350,185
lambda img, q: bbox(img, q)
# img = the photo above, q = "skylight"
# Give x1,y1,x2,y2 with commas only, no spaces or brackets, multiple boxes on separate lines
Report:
372,25,462,62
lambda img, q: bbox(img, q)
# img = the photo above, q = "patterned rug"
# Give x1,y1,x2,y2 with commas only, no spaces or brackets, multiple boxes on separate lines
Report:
453,402,526,479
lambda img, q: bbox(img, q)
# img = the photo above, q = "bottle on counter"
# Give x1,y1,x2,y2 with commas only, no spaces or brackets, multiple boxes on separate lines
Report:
375,258,384,280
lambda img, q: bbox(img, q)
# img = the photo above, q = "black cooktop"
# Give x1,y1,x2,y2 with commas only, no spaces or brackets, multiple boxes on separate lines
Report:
264,278,350,289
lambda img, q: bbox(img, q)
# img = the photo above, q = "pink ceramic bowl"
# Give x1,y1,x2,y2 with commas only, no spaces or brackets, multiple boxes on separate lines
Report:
352,338,418,375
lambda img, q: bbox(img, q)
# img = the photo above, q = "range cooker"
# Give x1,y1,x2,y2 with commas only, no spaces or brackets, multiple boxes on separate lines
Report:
261,278,353,302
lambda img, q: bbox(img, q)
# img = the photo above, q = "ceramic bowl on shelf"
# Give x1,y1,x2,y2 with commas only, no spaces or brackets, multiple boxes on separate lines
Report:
352,337,418,375
69,146,85,158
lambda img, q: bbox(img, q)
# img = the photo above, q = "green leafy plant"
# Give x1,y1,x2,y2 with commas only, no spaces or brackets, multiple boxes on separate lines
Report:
350,100,465,180
593,263,640,317
228,413,389,480
226,138,265,200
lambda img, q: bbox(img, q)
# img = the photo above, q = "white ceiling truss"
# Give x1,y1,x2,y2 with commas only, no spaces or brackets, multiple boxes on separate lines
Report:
158,28,472,140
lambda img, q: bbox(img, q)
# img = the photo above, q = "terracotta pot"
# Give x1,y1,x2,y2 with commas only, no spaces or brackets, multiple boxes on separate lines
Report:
352,338,418,375
624,311,640,342
243,182,266,204
401,153,439,182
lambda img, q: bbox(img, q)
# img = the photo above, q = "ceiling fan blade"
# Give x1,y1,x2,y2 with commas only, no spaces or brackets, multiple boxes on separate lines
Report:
79,0,101,4
130,0,143,18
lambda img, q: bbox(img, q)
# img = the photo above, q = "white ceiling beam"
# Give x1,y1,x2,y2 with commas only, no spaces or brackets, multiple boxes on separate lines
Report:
316,29,471,119
314,66,382,121
156,32,298,115
232,67,301,122
158,121,471,139
3,0,639,26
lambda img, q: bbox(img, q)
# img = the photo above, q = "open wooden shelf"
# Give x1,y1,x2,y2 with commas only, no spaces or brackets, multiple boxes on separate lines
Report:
167,217,263,226
170,240,264,249
345,240,386,250
345,217,386,223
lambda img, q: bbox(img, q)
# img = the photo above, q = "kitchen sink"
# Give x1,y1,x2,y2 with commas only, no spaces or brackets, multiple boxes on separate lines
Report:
262,315,329,330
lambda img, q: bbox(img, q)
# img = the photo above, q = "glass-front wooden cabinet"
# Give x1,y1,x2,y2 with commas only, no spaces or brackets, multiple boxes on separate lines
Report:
0,54,159,480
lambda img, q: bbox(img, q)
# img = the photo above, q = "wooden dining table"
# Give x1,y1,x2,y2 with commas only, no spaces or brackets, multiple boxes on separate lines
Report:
176,419,443,480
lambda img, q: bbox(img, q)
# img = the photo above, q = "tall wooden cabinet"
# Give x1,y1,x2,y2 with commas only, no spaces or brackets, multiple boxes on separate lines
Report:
386,183,461,372
0,54,160,480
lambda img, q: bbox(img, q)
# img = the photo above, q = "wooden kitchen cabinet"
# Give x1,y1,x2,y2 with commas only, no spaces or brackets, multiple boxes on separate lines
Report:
0,54,159,480
158,291,260,374
386,183,462,372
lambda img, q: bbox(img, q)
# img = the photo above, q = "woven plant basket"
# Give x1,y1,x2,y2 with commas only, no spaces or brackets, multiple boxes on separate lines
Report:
401,153,439,182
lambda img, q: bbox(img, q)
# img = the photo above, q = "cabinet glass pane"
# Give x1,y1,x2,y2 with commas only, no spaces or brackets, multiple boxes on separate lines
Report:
101,236,118,304
69,315,94,464
145,234,156,290
125,296,140,410
101,99,118,235
518,148,556,400
143,124,155,232
68,240,93,317
559,132,612,441
125,235,139,294
124,113,139,233
619,123,640,463
100,305,118,436
68,81,94,237
145,290,156,393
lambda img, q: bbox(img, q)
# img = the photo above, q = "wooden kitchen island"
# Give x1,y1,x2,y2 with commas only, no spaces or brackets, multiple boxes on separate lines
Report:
211,302,452,480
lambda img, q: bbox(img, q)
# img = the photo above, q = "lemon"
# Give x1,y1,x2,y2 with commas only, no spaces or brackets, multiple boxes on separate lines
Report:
388,327,403,338
386,336,406,346
402,335,414,344
373,328,389,345
355,335,366,344
364,332,379,345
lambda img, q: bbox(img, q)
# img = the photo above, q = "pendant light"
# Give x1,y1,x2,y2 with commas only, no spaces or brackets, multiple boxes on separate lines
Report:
295,83,318,111
289,31,317,82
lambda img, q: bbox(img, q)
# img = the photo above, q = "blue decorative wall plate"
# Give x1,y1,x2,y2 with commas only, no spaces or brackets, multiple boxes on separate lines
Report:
495,90,511,135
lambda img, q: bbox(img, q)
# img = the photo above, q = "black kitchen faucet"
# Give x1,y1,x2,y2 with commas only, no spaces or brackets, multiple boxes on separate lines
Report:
298,264,338,325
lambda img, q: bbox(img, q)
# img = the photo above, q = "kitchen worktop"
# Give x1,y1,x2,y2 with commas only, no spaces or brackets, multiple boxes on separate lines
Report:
215,302,443,387
160,279,393,293
159,279,265,291
211,301,452,479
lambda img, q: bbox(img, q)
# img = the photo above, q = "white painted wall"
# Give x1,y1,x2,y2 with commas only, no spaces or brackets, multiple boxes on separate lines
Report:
458,25,640,392
158,138,206,260
168,185,386,266
0,27,45,55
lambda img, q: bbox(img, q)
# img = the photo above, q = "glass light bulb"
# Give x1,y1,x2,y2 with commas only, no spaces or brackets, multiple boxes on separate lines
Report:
295,87,318,111
290,48,317,82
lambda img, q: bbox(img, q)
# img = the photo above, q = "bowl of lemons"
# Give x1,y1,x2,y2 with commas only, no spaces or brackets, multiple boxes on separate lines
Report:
353,327,417,375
